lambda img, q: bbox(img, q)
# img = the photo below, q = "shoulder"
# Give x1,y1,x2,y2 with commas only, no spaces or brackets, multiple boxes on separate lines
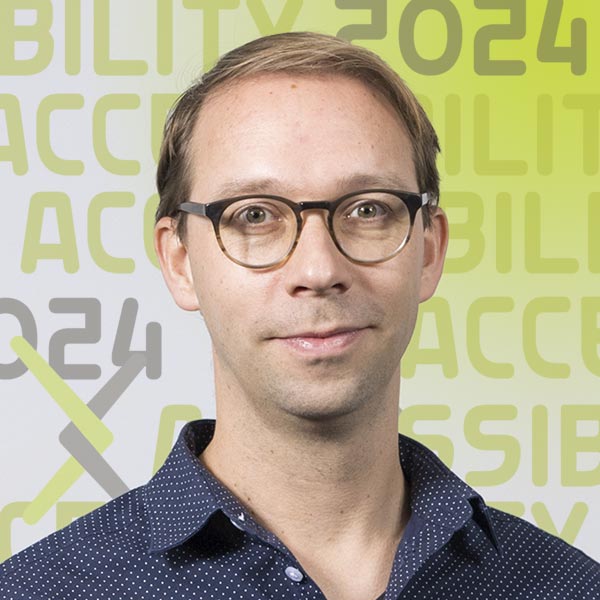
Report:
398,433,599,597
486,506,599,590
488,505,596,564
0,488,145,594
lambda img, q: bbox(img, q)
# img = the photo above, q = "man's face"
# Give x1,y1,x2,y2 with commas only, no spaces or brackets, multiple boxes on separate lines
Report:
156,74,447,423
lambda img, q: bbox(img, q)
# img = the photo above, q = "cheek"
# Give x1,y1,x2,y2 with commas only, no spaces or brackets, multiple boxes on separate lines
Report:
374,260,422,336
194,277,242,357
379,248,423,303
383,283,420,359
186,224,238,311
388,288,419,338
195,272,234,319
191,257,262,343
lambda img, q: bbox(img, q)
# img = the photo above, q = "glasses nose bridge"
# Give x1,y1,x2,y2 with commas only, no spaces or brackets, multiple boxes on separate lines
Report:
293,201,338,254
295,199,335,232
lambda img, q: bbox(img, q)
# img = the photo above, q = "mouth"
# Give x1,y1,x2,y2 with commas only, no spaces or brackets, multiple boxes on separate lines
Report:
281,326,366,339
271,327,370,356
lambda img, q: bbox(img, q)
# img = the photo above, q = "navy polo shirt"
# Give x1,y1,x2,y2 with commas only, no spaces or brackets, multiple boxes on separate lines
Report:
1,419,598,599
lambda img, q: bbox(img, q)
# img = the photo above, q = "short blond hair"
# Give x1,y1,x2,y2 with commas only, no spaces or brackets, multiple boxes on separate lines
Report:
156,32,440,239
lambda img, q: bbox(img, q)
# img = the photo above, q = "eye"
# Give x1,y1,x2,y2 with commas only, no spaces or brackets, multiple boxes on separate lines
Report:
226,200,286,229
347,201,390,219
241,205,270,224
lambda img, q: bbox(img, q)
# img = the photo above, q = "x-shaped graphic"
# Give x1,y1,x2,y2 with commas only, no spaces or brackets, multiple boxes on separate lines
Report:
10,336,146,525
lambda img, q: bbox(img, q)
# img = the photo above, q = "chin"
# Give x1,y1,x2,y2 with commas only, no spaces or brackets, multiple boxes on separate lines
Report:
252,360,395,424
272,386,372,424
288,402,358,423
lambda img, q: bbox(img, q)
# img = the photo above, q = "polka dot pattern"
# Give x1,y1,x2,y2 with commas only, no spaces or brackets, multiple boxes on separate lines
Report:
1,419,598,599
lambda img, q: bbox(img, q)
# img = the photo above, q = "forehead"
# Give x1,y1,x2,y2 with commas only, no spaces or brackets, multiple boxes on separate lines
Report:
187,73,417,199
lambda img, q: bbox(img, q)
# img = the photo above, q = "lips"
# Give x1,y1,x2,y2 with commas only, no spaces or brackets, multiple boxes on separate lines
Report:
272,327,369,356
280,326,364,339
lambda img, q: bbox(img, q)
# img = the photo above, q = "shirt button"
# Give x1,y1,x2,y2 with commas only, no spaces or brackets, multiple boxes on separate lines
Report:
229,517,245,531
285,566,304,582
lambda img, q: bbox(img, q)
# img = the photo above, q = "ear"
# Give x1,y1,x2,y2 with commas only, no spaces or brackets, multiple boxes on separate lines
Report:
154,216,201,311
419,207,449,303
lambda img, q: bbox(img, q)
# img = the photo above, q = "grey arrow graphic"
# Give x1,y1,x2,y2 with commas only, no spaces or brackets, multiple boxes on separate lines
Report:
58,353,146,497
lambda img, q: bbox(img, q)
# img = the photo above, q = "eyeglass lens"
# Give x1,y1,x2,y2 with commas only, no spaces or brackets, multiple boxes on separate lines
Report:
218,192,412,267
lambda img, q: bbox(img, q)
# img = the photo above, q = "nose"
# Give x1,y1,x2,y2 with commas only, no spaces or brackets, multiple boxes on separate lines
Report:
282,209,354,296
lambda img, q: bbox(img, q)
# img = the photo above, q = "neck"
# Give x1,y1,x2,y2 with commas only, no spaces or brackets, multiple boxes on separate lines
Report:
199,363,409,556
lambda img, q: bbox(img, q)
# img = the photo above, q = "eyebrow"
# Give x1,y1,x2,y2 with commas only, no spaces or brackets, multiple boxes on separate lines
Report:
210,173,418,200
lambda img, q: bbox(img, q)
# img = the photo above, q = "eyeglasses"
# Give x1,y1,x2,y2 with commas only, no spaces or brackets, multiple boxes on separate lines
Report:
177,188,431,269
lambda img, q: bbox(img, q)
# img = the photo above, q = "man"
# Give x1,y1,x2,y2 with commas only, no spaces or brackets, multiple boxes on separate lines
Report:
1,32,598,600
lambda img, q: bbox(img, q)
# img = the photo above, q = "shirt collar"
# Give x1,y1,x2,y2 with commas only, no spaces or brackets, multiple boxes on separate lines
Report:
143,419,501,555
398,435,502,555
143,420,222,552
